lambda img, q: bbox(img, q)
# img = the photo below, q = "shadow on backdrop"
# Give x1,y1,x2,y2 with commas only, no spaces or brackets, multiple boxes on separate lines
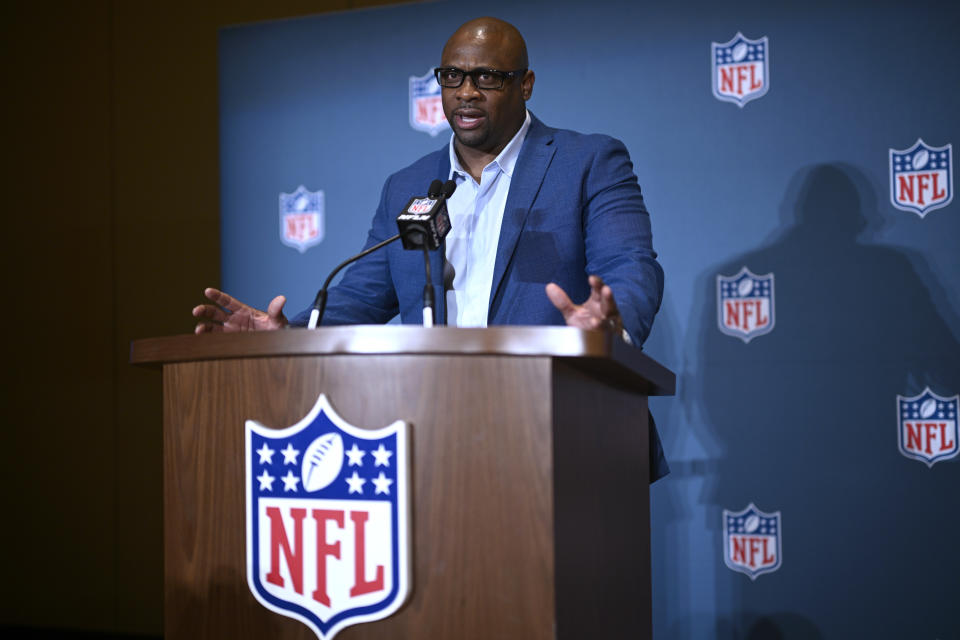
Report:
647,292,734,637
676,164,960,638
644,294,692,635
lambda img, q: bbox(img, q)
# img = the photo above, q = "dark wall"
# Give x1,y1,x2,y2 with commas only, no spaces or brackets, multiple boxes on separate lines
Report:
0,0,406,634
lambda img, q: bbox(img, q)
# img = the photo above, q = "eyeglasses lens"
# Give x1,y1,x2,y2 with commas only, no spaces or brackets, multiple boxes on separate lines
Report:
435,69,504,90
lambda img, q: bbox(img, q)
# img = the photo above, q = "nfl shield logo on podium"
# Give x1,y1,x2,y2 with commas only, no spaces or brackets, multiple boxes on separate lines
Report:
279,185,325,253
712,33,769,107
717,267,775,343
897,387,959,467
723,503,782,580
409,68,448,136
245,395,411,639
889,139,953,217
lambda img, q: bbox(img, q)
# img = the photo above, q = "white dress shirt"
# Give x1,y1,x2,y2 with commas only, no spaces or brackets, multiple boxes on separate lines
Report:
444,111,532,327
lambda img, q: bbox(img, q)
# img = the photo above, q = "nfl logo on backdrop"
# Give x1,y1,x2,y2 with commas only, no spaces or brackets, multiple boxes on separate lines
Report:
246,395,410,639
712,33,769,107
897,387,958,467
279,185,324,253
717,267,775,342
889,139,953,217
723,503,782,580
409,68,448,136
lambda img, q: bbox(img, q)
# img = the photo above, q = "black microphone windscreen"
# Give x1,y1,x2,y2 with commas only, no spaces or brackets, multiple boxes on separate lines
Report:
441,179,457,198
428,179,443,198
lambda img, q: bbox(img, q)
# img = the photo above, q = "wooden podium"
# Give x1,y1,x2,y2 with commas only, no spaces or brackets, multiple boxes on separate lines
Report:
131,326,674,639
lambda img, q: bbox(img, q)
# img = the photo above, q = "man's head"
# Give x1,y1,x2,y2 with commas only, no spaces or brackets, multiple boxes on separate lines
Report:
438,17,535,157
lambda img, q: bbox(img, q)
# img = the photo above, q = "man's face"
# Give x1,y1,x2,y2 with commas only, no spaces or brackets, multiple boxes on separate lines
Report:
440,34,533,156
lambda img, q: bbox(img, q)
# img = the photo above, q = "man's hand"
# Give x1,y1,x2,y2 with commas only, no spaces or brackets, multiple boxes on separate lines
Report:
546,275,624,335
192,288,289,334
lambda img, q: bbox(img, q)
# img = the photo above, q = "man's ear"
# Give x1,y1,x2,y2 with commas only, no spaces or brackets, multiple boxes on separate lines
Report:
522,70,535,101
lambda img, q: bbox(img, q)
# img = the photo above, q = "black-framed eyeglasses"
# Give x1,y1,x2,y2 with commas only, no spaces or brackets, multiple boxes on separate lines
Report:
433,67,527,90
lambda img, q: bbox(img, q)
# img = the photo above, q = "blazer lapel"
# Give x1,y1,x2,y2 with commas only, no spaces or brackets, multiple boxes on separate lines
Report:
488,116,556,315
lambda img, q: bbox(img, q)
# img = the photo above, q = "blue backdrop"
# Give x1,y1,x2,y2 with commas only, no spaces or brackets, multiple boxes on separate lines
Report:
219,1,960,636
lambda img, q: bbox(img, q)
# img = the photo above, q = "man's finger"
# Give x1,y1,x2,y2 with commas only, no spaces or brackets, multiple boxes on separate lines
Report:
599,285,619,318
194,321,222,334
266,295,287,319
192,304,228,324
545,283,575,317
586,275,607,305
204,287,246,313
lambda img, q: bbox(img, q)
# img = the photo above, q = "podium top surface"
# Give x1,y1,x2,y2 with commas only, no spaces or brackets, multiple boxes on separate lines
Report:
131,326,674,396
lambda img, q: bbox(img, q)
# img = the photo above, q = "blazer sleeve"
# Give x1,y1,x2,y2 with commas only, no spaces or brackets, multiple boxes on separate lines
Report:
581,136,664,346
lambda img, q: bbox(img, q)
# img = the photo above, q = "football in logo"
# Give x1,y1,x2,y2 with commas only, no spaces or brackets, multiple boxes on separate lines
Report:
302,433,345,492
897,387,959,467
712,33,769,107
889,139,953,217
723,503,782,580
246,395,410,639
717,267,775,343
409,68,449,136
279,185,325,253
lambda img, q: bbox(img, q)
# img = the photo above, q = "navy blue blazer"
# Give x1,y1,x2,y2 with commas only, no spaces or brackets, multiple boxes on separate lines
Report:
291,115,668,479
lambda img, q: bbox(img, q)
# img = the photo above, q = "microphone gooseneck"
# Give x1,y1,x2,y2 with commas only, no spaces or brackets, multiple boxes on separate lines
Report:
307,179,457,330
307,233,403,329
421,243,434,327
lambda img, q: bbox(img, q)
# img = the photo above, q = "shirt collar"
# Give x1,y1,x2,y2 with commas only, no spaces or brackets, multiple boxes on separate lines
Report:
448,110,532,181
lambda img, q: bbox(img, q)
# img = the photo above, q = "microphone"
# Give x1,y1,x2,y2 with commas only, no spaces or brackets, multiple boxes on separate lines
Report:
306,180,455,329
395,179,456,327
396,179,454,250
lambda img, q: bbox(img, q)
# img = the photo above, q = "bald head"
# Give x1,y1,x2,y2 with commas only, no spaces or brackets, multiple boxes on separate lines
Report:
438,17,535,166
442,17,529,71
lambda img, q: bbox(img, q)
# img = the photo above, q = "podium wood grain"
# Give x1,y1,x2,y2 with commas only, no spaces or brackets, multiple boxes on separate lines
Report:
163,355,555,639
136,328,672,639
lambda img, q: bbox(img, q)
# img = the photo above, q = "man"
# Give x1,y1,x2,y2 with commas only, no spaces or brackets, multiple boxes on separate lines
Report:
194,17,667,478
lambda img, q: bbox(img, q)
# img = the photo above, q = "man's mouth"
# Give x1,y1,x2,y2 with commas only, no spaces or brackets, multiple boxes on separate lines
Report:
454,111,485,130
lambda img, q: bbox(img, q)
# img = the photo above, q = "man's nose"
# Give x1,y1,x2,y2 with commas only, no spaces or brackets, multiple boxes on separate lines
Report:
455,74,483,100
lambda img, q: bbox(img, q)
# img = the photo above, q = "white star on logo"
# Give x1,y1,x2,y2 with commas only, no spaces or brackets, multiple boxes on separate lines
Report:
257,470,275,491
280,444,300,465
281,470,299,492
372,472,393,495
346,471,366,494
345,443,366,466
256,443,275,465
372,444,393,467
